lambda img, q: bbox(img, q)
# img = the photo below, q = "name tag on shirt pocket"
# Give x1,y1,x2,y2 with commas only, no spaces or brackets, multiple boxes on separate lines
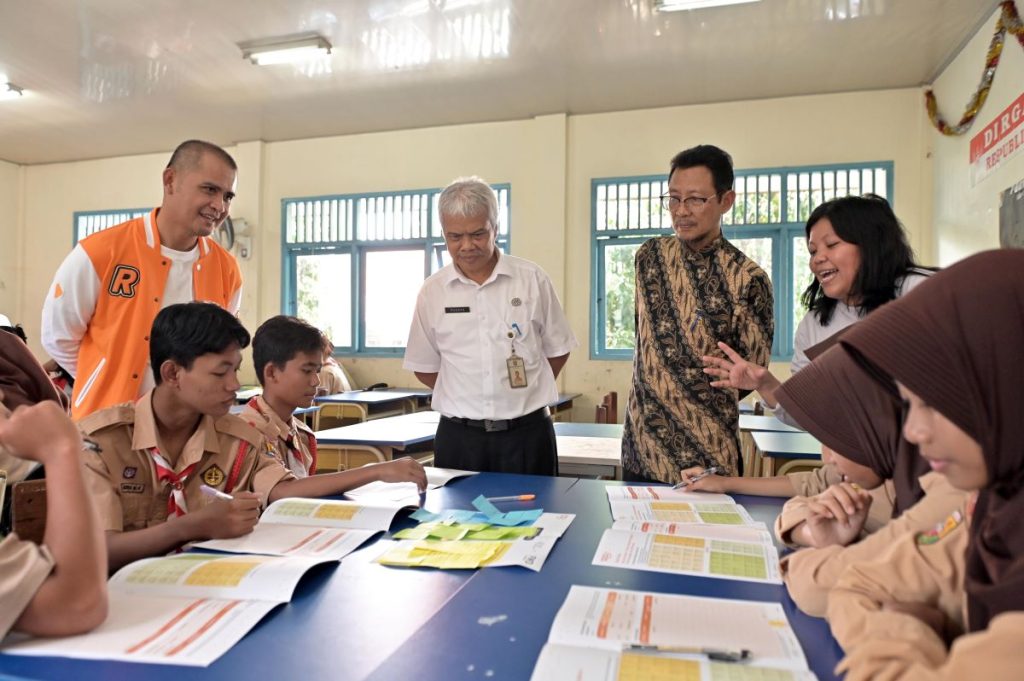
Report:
445,306,471,313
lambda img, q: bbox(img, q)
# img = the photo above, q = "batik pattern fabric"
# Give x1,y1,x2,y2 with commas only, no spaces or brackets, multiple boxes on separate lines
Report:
622,235,773,481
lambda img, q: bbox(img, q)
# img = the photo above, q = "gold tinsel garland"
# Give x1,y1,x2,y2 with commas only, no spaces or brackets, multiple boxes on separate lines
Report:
926,1,1024,136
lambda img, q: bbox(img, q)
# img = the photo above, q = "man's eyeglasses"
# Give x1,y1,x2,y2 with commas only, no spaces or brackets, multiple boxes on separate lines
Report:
659,194,717,212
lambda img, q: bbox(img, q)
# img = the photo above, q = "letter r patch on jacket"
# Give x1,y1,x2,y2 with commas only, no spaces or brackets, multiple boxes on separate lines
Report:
108,265,141,298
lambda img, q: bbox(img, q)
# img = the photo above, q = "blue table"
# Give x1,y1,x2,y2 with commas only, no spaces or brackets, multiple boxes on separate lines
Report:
0,474,841,680
751,430,823,476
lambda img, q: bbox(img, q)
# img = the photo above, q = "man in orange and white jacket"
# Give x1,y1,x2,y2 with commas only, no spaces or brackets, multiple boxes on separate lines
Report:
41,140,243,419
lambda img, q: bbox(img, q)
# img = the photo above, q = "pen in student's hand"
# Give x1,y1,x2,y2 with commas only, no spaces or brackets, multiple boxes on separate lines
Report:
672,465,720,490
624,643,751,663
485,494,535,502
200,484,234,501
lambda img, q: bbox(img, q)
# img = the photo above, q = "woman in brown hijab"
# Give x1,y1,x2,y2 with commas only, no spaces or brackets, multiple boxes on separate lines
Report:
772,342,967,616
825,250,1024,680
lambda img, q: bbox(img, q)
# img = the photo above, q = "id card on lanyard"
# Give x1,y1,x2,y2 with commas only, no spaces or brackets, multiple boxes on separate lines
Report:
506,324,527,389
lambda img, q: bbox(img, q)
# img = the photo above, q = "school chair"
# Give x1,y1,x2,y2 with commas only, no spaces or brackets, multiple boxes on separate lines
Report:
594,391,618,424
11,479,47,544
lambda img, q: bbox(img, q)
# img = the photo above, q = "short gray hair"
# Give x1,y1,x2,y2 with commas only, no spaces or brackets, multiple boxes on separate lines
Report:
437,176,498,230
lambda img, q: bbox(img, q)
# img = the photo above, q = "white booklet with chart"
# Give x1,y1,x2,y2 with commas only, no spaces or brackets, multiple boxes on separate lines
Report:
530,585,815,681
593,528,782,584
1,553,330,667
193,497,408,559
344,466,478,504
608,497,758,526
606,485,736,504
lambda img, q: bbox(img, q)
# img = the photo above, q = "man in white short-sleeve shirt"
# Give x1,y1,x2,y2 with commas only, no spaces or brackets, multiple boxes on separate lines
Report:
404,177,578,475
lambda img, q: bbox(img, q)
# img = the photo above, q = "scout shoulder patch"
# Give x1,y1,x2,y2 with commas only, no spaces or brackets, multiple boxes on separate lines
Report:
78,403,135,435
916,510,963,545
202,465,225,486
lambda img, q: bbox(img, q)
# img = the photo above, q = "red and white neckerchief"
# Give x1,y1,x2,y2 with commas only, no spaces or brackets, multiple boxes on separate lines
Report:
148,447,199,517
247,398,316,475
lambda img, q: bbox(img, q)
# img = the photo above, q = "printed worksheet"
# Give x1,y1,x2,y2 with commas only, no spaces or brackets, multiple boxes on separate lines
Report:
1,553,330,666
3,594,279,667
546,586,809,670
606,486,735,504
592,529,781,584
611,520,772,543
608,499,757,526
196,525,377,560
111,553,329,602
344,466,478,503
531,645,818,681
258,497,407,531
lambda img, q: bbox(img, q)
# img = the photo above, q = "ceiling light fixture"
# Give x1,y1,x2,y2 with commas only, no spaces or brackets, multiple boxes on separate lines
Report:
654,0,762,11
1,82,24,100
238,32,332,66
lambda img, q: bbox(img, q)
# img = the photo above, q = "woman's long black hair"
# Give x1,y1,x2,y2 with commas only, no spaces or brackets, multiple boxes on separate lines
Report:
801,194,931,325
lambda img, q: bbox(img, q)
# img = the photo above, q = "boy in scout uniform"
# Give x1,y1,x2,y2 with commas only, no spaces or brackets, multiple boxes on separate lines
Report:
0,401,107,637
240,315,427,486
82,303,426,572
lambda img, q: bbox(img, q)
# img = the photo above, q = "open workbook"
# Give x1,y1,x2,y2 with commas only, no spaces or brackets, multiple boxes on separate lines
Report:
530,585,816,681
193,496,412,560
1,552,331,667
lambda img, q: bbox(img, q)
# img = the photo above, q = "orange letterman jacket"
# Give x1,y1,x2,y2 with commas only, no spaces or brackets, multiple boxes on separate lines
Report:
52,209,241,418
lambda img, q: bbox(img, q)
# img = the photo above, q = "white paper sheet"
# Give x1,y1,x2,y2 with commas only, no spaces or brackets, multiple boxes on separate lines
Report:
605,485,735,504
259,497,404,531
2,594,279,667
530,644,818,681
608,498,757,526
195,525,377,560
592,529,781,584
548,586,809,670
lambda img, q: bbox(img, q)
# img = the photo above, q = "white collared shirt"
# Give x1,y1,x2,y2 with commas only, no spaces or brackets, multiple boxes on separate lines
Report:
403,252,578,420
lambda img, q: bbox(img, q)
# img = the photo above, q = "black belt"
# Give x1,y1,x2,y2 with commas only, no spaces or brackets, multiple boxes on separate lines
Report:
442,407,550,433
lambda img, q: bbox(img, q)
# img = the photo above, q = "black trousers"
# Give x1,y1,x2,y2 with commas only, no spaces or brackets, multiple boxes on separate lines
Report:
434,414,558,476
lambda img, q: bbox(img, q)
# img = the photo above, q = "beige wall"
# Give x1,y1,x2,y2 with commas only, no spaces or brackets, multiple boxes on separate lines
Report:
7,88,932,417
929,4,1024,264
0,159,20,319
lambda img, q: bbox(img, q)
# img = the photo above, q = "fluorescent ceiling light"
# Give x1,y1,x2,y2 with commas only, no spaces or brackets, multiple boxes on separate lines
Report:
1,82,23,100
655,0,761,11
238,33,332,66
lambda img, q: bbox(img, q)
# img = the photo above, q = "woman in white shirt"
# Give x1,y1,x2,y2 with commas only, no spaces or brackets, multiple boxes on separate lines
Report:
703,194,932,427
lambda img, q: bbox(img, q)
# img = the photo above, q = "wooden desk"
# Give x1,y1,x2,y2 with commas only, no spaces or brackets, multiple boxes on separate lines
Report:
553,422,623,479
315,389,432,428
550,392,581,422
739,414,803,433
739,415,803,477
315,411,440,470
751,430,822,476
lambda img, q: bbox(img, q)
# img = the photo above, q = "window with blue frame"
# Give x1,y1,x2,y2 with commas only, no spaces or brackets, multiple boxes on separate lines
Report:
282,185,511,355
591,162,893,360
72,208,150,245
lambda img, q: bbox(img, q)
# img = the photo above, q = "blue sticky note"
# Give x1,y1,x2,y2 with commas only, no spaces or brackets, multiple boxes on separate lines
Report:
471,495,543,526
410,508,441,522
472,494,502,517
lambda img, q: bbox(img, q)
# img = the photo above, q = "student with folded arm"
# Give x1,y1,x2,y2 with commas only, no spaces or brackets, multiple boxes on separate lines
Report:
0,401,107,637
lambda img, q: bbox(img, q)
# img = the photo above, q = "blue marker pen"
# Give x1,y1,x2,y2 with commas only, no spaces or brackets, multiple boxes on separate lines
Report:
511,322,523,337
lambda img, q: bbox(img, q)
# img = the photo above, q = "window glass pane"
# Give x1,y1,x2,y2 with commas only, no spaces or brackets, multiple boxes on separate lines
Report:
730,237,773,282
297,253,352,347
603,243,638,350
792,235,814,331
364,249,424,348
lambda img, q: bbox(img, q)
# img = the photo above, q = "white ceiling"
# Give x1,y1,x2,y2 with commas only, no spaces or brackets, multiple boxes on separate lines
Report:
0,0,998,165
